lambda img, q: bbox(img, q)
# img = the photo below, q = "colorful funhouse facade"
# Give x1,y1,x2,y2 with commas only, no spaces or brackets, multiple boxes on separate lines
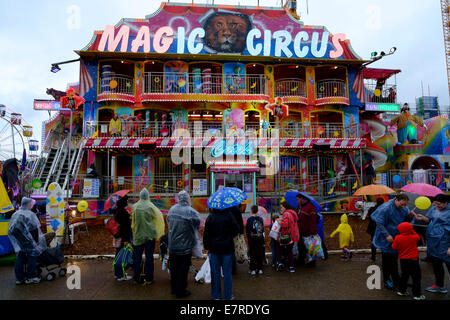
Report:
32,1,449,216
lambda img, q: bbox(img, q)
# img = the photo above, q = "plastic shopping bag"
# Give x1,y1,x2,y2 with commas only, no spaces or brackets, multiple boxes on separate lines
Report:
269,220,280,240
303,234,325,262
195,256,211,284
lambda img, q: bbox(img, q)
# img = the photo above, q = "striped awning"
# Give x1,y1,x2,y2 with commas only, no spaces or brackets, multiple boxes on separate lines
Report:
83,137,365,149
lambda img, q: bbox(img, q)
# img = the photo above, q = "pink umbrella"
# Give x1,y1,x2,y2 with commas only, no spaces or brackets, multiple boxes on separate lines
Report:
103,189,130,212
400,183,444,197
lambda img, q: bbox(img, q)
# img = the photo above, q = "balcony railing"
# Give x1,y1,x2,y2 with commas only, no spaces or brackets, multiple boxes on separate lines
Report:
143,72,266,95
364,83,397,104
275,79,306,97
99,74,134,95
316,79,347,98
86,121,359,139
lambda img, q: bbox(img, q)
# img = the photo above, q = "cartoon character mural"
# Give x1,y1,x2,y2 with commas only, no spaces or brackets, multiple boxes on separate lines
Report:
223,108,244,136
165,61,188,93
199,9,253,54
134,155,151,192
170,109,188,133
224,63,245,94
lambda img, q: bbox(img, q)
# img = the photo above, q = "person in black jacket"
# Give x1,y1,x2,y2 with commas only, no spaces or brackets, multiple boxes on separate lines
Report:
367,198,384,261
203,208,240,300
113,195,132,281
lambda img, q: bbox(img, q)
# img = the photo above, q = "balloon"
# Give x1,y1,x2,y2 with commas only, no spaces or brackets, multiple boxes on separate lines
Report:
393,175,401,184
77,200,89,212
374,89,381,97
415,197,431,210
109,80,118,89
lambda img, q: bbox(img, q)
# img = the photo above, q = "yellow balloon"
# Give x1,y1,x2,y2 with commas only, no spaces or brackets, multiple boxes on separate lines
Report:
374,89,381,97
77,200,89,212
415,196,431,210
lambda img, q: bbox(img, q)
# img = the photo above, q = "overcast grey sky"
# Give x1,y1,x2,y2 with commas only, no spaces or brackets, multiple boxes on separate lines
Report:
0,0,448,147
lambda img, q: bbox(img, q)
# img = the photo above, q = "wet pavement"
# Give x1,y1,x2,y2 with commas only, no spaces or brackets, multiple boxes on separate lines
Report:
1,251,449,301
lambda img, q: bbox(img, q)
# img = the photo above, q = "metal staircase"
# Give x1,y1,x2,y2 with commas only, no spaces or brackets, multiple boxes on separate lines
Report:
62,139,86,191
42,138,67,192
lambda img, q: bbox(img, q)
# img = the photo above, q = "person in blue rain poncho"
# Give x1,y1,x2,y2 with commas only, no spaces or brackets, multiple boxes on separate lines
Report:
414,194,450,294
371,193,413,290
8,197,47,285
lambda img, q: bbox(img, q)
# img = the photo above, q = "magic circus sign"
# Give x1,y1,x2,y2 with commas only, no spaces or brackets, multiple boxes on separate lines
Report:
83,3,361,60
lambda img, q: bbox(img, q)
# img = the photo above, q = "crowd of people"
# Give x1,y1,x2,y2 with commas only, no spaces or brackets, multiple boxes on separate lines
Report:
6,188,450,301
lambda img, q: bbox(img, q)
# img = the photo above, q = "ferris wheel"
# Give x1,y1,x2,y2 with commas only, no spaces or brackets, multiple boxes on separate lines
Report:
0,105,39,162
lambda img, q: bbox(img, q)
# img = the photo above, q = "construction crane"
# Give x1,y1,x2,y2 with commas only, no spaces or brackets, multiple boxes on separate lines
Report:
441,0,450,100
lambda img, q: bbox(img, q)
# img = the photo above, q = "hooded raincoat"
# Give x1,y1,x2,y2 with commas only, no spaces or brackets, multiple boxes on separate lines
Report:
330,214,354,248
8,198,46,256
167,190,201,255
371,199,411,254
131,189,164,246
425,203,450,263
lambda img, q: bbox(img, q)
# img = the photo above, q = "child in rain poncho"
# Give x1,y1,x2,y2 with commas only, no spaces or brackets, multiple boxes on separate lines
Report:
330,214,354,260
8,197,47,284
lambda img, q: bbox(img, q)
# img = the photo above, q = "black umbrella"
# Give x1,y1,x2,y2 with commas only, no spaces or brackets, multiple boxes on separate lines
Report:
1,158,18,189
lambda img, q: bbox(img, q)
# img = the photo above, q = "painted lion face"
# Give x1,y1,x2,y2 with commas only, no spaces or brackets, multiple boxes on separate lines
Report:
204,13,251,53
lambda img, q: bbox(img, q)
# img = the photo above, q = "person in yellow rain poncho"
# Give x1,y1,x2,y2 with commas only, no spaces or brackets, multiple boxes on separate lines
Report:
109,113,122,137
330,214,355,260
0,176,14,215
131,188,165,284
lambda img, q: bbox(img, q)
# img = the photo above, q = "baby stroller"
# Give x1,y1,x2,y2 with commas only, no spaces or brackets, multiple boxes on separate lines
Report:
37,247,67,281
37,232,67,281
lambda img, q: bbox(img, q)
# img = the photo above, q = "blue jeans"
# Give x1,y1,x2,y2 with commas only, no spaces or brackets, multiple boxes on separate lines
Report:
15,251,37,281
133,240,155,282
209,253,233,300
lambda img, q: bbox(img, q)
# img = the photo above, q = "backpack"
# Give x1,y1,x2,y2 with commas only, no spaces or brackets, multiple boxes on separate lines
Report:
113,244,134,278
106,218,120,237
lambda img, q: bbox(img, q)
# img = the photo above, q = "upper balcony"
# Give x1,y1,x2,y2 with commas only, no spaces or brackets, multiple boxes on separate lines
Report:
314,66,349,105
364,82,397,104
86,120,359,139
274,79,307,104
141,72,267,102
98,74,135,103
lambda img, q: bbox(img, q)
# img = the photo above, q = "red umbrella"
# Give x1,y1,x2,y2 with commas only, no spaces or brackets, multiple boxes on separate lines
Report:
400,183,444,197
103,189,130,212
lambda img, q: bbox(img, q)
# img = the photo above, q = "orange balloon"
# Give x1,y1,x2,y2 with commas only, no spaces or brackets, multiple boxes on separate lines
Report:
109,80,118,89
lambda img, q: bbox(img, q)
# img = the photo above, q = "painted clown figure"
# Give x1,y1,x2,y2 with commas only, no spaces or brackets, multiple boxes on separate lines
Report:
389,103,427,145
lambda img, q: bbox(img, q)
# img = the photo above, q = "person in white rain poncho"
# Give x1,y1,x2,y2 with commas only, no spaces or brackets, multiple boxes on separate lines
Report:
8,197,47,284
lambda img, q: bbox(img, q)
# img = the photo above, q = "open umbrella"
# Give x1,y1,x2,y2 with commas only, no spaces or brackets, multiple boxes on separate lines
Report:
353,184,395,196
207,187,247,210
400,183,444,197
103,189,130,212
284,190,322,212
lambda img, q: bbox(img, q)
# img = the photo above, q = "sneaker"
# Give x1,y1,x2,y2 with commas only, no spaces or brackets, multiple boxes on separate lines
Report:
288,267,295,273
15,280,25,285
425,285,448,294
276,263,285,271
384,280,394,290
258,270,264,275
25,277,41,284
413,295,426,300
250,270,256,276
397,291,409,297
271,263,276,268
117,275,133,281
